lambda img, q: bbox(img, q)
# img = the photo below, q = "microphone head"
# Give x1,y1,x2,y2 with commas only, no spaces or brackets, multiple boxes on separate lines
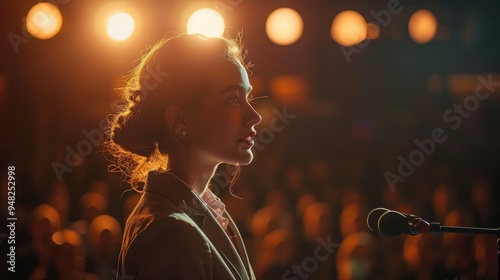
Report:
377,210,407,236
366,208,389,234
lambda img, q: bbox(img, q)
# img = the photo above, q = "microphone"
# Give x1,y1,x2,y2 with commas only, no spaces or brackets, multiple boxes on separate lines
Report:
366,208,389,234
367,208,430,237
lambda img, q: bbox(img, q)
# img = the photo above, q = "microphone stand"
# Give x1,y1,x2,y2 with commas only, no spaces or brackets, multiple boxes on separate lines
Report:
428,222,499,279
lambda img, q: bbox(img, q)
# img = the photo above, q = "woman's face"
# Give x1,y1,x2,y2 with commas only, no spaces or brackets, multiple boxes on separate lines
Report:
186,60,262,166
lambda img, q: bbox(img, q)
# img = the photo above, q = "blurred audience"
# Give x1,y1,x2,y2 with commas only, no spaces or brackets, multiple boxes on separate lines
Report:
28,204,61,280
86,215,122,279
336,232,378,280
46,182,70,227
16,142,499,280
51,229,98,280
258,228,296,280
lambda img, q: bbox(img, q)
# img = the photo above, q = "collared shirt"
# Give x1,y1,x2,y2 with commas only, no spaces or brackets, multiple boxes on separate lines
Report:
201,188,229,230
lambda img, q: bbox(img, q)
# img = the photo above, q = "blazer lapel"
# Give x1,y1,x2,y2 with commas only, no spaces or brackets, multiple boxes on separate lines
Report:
145,173,250,280
200,209,249,280
224,212,255,279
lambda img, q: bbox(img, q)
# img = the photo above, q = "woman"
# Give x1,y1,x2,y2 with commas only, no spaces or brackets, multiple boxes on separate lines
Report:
106,33,261,279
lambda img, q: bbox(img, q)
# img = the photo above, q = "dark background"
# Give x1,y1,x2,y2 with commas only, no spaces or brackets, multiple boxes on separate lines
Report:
1,0,500,279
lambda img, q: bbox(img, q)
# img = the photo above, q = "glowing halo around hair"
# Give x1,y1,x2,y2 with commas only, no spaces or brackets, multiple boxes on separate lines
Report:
26,3,63,40
186,8,225,38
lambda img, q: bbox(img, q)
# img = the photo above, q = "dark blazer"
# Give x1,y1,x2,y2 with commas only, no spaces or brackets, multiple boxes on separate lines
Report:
117,172,256,280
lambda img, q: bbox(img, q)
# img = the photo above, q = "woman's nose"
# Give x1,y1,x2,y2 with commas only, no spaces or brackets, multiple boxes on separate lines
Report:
244,103,262,127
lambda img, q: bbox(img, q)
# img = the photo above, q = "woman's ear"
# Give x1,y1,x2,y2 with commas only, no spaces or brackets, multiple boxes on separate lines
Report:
164,106,188,136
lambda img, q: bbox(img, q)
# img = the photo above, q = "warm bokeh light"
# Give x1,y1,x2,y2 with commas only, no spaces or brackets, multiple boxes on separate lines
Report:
266,8,304,45
366,23,380,40
52,230,65,245
88,215,123,247
269,75,309,105
331,10,367,46
106,12,135,42
186,8,225,38
409,9,438,44
26,3,63,40
447,73,500,97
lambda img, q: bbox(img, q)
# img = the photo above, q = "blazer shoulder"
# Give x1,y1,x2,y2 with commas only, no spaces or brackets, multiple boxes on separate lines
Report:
130,213,210,254
122,214,215,279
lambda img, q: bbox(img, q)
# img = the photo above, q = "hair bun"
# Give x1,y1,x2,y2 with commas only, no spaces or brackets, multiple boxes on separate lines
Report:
111,109,157,157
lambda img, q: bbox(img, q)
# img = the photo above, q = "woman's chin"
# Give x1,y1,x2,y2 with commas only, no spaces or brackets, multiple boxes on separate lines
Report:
238,156,254,166
227,150,254,166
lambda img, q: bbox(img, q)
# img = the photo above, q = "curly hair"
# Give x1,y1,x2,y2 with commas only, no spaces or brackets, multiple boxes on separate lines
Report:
104,33,249,190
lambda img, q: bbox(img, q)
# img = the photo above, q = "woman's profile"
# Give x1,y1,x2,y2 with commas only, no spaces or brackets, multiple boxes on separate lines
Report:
105,33,261,279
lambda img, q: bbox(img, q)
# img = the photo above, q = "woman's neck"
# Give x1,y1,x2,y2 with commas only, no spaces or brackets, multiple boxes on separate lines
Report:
167,161,218,196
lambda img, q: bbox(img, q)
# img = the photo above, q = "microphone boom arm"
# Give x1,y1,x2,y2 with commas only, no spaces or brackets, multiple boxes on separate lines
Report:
429,222,500,235
428,222,500,278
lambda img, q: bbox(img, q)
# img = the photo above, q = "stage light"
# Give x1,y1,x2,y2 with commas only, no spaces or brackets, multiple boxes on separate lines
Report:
106,12,135,42
94,1,137,43
26,3,63,40
409,9,437,44
331,10,367,46
266,8,303,46
186,8,225,38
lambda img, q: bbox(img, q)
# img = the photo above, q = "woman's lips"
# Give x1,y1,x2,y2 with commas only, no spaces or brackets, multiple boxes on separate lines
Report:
238,132,256,147
238,138,254,146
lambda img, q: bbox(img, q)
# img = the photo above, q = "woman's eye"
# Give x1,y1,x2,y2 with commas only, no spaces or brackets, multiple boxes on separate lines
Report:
229,91,241,106
232,97,240,106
